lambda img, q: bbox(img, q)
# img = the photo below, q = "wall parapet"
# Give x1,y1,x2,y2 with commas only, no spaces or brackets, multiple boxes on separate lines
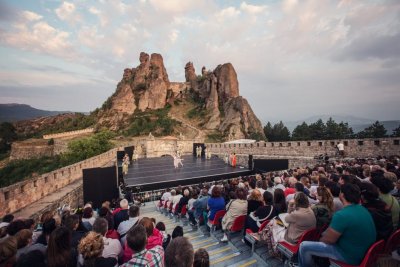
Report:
43,128,94,140
0,147,118,217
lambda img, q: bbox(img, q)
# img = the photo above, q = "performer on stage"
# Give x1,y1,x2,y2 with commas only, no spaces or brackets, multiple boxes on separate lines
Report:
203,147,207,159
122,153,130,175
196,146,201,158
173,154,184,168
224,152,229,164
231,153,237,167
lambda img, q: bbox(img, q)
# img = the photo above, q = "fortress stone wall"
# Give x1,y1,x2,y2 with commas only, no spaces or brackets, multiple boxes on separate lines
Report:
0,148,118,217
42,128,94,140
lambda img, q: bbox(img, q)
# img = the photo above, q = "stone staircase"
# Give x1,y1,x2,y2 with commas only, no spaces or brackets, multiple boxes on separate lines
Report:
140,203,284,267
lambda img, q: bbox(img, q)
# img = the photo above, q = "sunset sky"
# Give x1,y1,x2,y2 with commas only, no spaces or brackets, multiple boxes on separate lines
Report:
0,0,399,122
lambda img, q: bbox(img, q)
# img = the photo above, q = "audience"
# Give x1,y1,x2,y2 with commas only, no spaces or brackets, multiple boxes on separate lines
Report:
78,231,117,267
193,248,209,267
165,236,193,267
47,226,77,267
0,236,17,267
118,205,140,245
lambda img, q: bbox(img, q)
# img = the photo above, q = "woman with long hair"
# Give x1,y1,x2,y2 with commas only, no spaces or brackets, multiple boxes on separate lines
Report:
47,226,77,267
273,188,287,214
311,186,334,229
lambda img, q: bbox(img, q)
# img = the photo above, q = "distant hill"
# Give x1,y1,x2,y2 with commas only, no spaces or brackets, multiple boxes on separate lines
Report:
271,115,400,134
0,104,70,122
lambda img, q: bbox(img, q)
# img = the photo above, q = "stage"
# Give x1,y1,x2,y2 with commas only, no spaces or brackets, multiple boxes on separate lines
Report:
122,155,252,191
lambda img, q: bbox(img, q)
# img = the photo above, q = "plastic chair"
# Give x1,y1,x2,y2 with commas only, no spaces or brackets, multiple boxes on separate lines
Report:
329,239,385,267
207,210,226,232
244,219,270,253
384,229,400,254
277,227,318,259
230,215,246,232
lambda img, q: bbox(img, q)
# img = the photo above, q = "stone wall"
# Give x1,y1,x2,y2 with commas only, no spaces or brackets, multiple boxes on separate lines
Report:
43,128,94,140
206,138,400,159
10,140,54,160
0,148,118,217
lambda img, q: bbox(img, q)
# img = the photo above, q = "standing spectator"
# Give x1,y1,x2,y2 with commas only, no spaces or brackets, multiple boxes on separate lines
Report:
47,226,77,267
78,232,117,267
118,205,140,245
298,184,376,267
121,225,164,267
92,218,122,261
193,248,209,267
114,199,130,230
165,237,193,267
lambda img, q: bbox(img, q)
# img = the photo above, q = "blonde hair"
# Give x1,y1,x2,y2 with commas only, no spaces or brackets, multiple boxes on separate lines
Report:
248,189,263,202
317,186,334,214
78,231,104,260
0,236,17,264
15,229,32,249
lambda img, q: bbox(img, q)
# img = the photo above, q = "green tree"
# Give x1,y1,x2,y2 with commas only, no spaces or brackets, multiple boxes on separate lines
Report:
263,122,273,141
263,121,290,141
325,117,339,139
292,122,311,141
357,121,387,138
337,122,354,139
393,124,400,137
309,119,327,140
0,122,17,154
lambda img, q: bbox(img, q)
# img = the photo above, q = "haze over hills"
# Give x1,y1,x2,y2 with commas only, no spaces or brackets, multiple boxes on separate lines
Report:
0,103,79,122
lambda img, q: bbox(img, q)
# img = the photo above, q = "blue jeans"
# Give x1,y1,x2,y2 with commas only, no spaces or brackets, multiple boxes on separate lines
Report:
298,241,346,267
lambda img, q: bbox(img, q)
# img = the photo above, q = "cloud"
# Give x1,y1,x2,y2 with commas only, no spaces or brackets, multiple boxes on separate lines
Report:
55,1,81,24
240,2,267,15
216,7,240,20
21,11,42,22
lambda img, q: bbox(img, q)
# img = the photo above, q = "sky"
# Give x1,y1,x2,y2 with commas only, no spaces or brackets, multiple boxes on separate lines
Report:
0,0,399,123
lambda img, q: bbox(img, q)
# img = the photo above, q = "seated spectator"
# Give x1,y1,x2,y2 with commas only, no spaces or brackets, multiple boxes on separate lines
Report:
155,222,170,250
221,188,248,242
371,173,399,229
284,177,297,197
0,236,17,267
286,182,305,203
15,250,46,267
165,236,193,267
193,189,209,225
118,205,140,244
272,177,285,192
47,226,77,267
273,188,287,214
35,218,56,247
187,191,198,226
193,248,209,267
176,189,190,215
256,180,266,195
6,220,27,237
298,183,376,267
247,189,263,215
114,199,130,230
359,182,393,240
172,190,183,213
325,181,343,211
120,225,164,267
14,229,32,260
171,226,184,239
245,191,277,233
312,186,334,229
78,231,117,267
98,207,119,240
207,186,225,222
64,214,85,250
92,217,122,261
0,214,14,240
81,207,95,230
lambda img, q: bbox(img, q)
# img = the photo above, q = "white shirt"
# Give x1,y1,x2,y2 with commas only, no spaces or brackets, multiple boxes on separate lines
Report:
188,198,196,210
172,194,183,209
337,143,344,151
102,236,122,260
161,192,171,201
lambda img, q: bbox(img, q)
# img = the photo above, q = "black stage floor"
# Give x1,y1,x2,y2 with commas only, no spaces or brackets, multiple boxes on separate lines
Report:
123,155,252,191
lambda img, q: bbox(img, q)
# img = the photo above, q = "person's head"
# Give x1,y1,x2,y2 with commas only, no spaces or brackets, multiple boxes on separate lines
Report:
15,250,46,267
294,192,309,209
325,181,340,197
359,182,380,203
126,225,147,252
248,189,262,202
235,187,247,200
340,183,361,204
78,231,104,261
211,186,222,198
273,188,285,204
120,199,129,209
64,214,79,231
339,175,353,185
139,217,154,237
316,186,334,212
249,178,257,190
183,189,190,197
300,177,310,188
371,175,395,194
2,214,14,223
92,218,108,236
274,177,282,185
172,226,184,239
6,220,27,236
82,207,93,219
40,211,54,225
47,226,71,267
15,229,32,249
98,206,110,218
129,205,140,218
318,176,328,187
24,219,35,231
193,248,209,267
263,191,273,205
42,218,57,237
201,188,208,196
288,177,297,188
165,236,194,267
155,222,166,232
294,182,304,193
0,236,17,266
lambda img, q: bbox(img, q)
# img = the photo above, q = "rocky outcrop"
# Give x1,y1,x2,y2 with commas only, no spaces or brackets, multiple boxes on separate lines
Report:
97,52,170,130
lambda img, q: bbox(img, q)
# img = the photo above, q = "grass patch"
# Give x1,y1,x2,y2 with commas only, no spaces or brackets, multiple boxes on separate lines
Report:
206,131,225,143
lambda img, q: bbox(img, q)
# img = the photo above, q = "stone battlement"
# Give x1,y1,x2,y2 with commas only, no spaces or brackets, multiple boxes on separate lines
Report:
43,128,94,140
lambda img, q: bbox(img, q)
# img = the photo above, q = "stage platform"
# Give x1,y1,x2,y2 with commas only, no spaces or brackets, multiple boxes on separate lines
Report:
123,155,252,191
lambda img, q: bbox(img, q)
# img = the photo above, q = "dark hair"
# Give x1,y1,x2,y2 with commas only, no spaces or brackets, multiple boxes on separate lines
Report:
15,250,46,267
6,220,27,236
172,226,184,239
24,219,35,230
235,187,247,200
47,226,72,267
340,175,354,185
129,205,140,217
2,214,14,223
371,175,395,194
294,192,309,208
359,182,380,202
82,207,93,219
294,182,304,193
98,207,110,218
273,188,287,213
64,214,79,231
325,181,340,197
139,217,154,237
340,183,361,204
165,237,194,267
263,191,273,205
92,218,108,236
249,178,257,189
193,248,209,267
155,222,166,232
211,186,221,198
330,173,339,183
318,176,328,187
126,225,147,252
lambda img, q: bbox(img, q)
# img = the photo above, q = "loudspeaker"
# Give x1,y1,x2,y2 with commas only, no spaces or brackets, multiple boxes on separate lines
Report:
248,155,253,170
83,166,119,209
